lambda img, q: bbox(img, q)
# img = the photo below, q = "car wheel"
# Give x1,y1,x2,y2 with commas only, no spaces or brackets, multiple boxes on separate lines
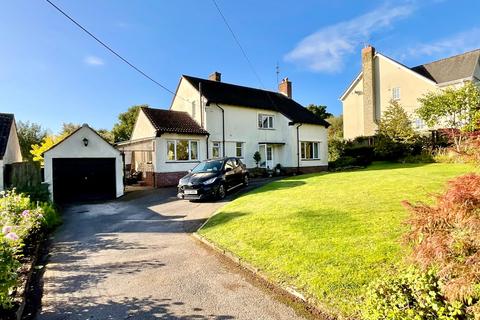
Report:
243,175,249,187
217,183,226,200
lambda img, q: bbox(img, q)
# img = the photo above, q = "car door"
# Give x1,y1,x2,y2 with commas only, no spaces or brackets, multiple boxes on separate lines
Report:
232,158,243,184
224,159,236,188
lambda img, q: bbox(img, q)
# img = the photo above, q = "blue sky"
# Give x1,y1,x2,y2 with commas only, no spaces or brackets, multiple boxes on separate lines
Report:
1,0,479,133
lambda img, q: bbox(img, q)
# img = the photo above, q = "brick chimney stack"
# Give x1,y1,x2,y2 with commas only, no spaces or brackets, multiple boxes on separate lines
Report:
278,77,292,98
209,71,222,82
361,45,377,135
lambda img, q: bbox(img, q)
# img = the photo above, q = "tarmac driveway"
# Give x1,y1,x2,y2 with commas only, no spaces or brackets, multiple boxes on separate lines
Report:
37,182,306,320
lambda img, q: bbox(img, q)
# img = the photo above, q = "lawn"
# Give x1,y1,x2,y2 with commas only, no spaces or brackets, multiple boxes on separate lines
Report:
198,162,475,317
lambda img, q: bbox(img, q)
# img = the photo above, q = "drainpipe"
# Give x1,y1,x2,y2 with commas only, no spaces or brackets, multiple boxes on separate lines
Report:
296,123,303,173
215,103,226,157
199,83,204,127
206,134,210,159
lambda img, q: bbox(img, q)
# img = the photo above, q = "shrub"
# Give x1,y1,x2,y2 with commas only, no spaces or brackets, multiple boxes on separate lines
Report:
0,236,20,309
343,145,374,166
400,151,435,164
374,135,409,161
363,267,467,320
403,174,480,306
328,139,345,162
0,189,60,309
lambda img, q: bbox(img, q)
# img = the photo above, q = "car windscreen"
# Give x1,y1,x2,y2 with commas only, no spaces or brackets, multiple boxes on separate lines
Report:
191,160,224,173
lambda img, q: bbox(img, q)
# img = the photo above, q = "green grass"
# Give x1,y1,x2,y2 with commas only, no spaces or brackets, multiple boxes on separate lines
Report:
198,162,475,317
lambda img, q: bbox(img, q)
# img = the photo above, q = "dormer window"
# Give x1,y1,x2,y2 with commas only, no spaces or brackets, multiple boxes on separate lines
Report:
392,87,401,100
258,114,274,129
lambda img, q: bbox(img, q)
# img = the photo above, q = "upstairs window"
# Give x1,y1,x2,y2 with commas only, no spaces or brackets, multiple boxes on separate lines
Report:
258,114,274,129
392,87,401,100
301,142,320,160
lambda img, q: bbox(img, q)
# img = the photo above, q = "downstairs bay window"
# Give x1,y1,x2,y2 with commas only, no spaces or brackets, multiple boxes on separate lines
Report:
301,141,320,160
167,140,199,161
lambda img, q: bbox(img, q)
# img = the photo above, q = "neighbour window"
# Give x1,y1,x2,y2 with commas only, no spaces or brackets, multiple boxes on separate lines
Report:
235,142,244,157
166,140,199,161
212,142,221,158
258,114,274,129
301,142,320,160
191,101,196,119
392,87,401,100
190,141,198,160
414,118,425,130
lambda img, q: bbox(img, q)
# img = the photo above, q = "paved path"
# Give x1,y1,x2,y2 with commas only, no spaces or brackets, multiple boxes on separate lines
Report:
37,184,305,320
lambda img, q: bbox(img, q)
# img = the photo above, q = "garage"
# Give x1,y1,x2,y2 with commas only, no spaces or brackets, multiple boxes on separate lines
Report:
44,124,124,203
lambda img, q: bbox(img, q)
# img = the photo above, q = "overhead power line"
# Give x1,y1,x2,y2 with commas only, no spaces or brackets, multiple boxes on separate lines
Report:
44,0,184,100
211,0,266,89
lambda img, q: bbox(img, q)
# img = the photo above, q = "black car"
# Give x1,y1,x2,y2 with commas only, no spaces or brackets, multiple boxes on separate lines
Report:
177,157,249,200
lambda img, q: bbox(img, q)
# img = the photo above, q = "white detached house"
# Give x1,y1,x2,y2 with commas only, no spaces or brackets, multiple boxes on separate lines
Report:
118,73,330,187
0,113,23,191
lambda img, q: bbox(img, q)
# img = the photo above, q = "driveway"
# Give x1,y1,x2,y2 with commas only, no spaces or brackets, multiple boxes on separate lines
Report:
37,181,306,320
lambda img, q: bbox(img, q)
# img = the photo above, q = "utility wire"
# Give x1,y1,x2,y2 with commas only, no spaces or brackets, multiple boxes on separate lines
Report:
211,0,266,89
44,0,186,101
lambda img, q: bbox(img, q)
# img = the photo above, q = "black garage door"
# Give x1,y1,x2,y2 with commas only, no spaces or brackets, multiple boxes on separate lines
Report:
52,158,116,203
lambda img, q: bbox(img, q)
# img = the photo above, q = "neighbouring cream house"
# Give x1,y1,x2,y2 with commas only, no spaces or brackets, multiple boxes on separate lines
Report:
0,113,23,191
118,73,330,187
340,46,480,140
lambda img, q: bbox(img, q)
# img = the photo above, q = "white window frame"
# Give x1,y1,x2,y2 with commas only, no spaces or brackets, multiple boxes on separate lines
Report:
258,114,275,129
301,141,320,160
392,87,401,101
235,142,244,158
166,139,199,162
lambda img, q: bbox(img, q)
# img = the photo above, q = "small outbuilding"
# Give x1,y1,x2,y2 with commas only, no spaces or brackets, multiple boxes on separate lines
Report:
44,124,124,203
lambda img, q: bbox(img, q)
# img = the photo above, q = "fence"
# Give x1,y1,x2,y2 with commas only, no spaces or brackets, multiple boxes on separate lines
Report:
4,162,43,190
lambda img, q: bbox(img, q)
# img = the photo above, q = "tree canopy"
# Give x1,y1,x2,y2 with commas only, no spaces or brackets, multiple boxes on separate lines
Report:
378,100,414,141
16,121,47,161
112,105,144,142
307,104,332,120
417,82,480,150
326,115,343,141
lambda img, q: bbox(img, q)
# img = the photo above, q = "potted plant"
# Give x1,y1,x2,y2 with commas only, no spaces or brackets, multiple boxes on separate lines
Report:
275,163,282,175
253,151,261,168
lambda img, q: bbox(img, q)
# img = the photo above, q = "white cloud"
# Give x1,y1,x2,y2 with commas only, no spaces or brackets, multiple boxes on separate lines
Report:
403,28,480,60
284,3,414,73
84,55,104,66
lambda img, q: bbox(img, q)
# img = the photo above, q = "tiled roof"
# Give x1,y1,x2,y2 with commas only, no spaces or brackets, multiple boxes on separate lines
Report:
142,107,209,136
0,113,14,160
411,49,480,84
183,75,330,127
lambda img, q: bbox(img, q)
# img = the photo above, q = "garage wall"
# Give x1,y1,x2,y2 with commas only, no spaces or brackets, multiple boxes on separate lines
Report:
44,125,124,200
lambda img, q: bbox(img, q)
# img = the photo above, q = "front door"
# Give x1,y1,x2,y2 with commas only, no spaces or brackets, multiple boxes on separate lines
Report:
258,144,274,169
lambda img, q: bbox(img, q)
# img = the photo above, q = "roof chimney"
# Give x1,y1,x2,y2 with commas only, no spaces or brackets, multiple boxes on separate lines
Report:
361,45,378,135
278,77,292,98
209,71,222,82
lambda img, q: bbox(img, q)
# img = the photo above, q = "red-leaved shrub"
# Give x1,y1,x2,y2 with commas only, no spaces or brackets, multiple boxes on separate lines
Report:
403,173,480,305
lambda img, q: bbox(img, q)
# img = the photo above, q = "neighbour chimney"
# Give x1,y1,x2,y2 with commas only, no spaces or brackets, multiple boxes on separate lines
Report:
361,45,378,135
278,77,292,98
209,71,222,82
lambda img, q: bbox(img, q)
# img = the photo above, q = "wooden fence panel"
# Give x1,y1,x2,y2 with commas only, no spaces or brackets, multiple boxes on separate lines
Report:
4,162,42,190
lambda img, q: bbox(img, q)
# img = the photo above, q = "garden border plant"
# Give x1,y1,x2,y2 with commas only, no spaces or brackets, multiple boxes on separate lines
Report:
0,189,60,317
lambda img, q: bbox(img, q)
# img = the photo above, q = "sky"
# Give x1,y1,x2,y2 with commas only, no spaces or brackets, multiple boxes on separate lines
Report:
1,0,479,134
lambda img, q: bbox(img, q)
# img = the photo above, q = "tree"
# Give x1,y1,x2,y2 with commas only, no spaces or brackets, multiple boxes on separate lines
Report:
306,104,332,120
112,105,144,142
326,115,343,140
30,135,60,165
97,129,114,144
378,100,415,141
417,82,480,151
16,121,47,161
59,122,80,136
